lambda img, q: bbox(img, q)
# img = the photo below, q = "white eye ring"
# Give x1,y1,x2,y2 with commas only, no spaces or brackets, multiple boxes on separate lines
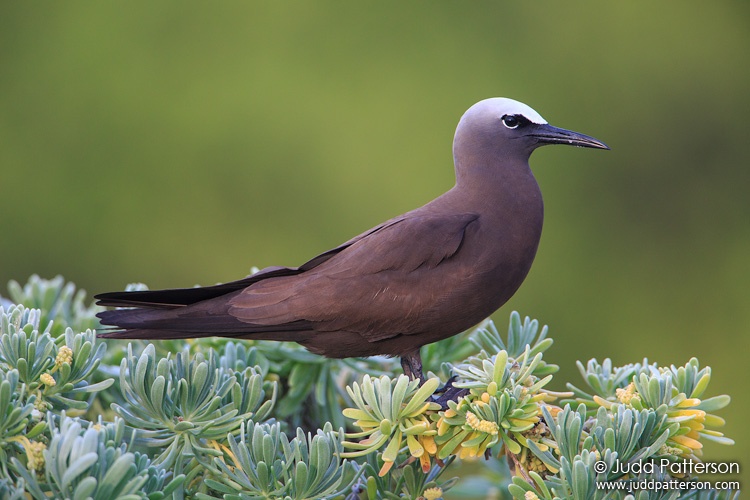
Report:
502,115,520,129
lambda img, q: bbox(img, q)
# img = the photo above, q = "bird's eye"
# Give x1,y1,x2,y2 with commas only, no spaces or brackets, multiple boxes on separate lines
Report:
502,115,521,129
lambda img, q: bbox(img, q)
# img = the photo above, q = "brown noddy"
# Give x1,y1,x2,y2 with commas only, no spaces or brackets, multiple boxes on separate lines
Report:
96,98,608,380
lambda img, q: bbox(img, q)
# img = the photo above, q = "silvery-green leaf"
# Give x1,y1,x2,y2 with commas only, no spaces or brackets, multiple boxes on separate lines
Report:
61,452,98,490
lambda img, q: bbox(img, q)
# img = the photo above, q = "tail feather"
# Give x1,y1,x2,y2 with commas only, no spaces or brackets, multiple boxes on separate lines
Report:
97,328,223,340
94,266,303,309
95,266,315,341
96,305,312,341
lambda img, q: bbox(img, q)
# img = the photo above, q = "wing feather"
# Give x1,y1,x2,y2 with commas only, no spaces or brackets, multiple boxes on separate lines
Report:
229,212,480,342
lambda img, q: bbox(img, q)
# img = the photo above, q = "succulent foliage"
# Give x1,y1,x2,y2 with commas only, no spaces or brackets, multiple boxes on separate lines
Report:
0,276,736,499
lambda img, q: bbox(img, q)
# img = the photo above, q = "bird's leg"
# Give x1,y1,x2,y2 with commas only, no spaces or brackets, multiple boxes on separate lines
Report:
400,350,425,384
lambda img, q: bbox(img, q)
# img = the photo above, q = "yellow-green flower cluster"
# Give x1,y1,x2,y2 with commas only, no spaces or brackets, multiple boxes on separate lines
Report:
55,345,73,368
431,348,564,467
450,348,554,403
27,440,46,471
465,409,499,435
513,413,560,476
433,384,553,461
34,397,49,412
594,362,733,462
40,372,56,386
341,347,567,477
615,382,636,404
10,436,47,471
341,375,441,476
422,486,443,500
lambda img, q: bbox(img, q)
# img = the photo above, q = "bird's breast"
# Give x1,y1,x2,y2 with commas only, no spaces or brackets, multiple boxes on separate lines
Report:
426,198,543,335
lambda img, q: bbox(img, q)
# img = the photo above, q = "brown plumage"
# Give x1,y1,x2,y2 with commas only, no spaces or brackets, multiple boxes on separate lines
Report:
96,98,608,379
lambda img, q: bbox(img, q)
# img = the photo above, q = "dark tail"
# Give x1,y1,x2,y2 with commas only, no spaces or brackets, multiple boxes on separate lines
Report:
96,272,312,342
94,266,302,309
97,305,311,340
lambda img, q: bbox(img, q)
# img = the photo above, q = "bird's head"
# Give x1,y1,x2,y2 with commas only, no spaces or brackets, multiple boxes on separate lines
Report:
453,98,609,172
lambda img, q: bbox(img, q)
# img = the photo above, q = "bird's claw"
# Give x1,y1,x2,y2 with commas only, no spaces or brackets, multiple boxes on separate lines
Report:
434,375,458,394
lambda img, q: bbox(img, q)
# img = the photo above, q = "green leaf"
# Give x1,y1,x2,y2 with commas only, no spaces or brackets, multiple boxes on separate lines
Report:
381,429,402,463
690,372,712,399
697,395,730,412
72,476,97,500
402,378,439,416
61,452,99,490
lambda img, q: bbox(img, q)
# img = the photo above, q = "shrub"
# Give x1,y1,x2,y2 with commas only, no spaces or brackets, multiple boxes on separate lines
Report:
0,276,735,499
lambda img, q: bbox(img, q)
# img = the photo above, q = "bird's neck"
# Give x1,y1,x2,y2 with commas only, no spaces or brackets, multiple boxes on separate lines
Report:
452,127,535,185
451,151,542,217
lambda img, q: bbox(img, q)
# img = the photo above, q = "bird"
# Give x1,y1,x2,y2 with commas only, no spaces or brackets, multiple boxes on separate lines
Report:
96,97,608,381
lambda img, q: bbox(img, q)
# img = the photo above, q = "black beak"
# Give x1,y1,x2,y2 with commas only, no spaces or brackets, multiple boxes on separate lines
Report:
528,123,610,150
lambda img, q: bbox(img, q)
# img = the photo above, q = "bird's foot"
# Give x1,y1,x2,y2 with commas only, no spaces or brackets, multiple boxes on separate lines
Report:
432,376,469,410
434,375,458,394
400,354,468,407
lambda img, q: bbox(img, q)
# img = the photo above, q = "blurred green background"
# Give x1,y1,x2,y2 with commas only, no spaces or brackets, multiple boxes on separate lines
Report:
1,1,747,493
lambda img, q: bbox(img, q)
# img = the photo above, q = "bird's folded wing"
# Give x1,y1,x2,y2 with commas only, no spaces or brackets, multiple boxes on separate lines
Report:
229,212,480,342
297,216,407,271
94,218,408,309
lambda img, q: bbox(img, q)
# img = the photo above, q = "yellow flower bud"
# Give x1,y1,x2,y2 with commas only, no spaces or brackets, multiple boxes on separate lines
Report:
465,410,499,435
55,346,73,368
423,487,443,500
616,382,636,404
527,455,546,473
465,411,481,429
27,441,47,471
34,397,48,412
477,420,499,435
40,373,56,387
